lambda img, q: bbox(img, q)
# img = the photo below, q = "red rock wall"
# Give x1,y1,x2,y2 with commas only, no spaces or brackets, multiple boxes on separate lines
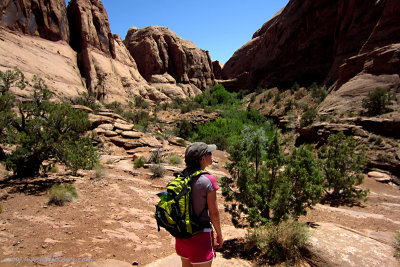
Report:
222,0,399,90
0,0,69,41
124,26,215,90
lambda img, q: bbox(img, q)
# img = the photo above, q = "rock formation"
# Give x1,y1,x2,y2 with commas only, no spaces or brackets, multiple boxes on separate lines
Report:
212,60,223,80
67,0,114,57
0,0,216,103
222,0,400,98
0,0,69,41
124,26,215,90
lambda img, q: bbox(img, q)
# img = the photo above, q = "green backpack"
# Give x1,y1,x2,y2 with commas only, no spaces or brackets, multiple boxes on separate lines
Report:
155,170,211,238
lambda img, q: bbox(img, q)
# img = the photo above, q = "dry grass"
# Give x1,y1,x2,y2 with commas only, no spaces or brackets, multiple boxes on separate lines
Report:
395,231,400,258
246,219,310,265
47,183,78,206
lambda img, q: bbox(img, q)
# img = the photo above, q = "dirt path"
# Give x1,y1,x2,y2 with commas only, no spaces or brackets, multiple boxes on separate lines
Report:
0,151,399,266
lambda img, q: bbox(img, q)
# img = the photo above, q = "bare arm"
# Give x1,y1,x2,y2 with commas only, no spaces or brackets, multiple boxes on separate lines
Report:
207,190,223,248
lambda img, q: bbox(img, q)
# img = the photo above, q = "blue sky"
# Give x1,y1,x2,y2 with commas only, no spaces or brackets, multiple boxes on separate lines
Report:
101,0,289,64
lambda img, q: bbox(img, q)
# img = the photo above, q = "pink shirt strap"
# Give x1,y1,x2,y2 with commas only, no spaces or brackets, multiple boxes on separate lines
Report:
204,174,219,190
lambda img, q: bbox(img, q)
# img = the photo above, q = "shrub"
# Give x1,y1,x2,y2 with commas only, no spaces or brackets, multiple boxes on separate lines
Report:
362,87,392,115
133,156,146,169
104,101,123,114
266,91,274,101
134,96,149,109
47,183,78,206
284,99,294,113
174,120,193,140
0,204,3,213
93,162,107,179
176,139,187,147
319,132,369,202
150,164,166,178
309,83,328,103
148,148,164,164
0,69,99,177
246,219,310,264
394,231,400,258
290,82,300,94
221,132,323,226
69,91,101,112
167,153,182,165
49,165,59,173
300,108,317,128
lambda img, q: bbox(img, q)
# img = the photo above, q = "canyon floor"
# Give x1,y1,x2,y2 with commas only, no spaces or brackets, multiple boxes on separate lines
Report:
0,144,399,266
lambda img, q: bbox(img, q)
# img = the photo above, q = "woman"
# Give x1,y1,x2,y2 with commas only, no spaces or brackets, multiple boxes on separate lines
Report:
175,142,223,267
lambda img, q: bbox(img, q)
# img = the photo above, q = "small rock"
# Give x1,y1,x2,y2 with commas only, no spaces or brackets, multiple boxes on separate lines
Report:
121,131,142,139
114,122,134,131
368,171,391,183
104,131,119,137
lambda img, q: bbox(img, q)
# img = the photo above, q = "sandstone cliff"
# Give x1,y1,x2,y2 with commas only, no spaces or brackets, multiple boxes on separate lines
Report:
0,0,69,41
222,0,400,112
124,26,215,91
0,0,216,103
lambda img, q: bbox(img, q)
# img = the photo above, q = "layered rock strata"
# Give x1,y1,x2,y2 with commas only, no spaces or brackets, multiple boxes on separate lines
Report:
124,26,215,91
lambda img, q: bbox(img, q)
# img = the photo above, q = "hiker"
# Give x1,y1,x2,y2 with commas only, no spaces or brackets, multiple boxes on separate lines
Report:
175,142,223,267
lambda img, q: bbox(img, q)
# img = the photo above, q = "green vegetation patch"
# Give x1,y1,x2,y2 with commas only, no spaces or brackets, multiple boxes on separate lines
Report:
47,183,78,206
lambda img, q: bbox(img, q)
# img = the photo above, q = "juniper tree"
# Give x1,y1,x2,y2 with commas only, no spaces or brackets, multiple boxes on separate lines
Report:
319,132,368,201
0,68,98,177
221,130,324,226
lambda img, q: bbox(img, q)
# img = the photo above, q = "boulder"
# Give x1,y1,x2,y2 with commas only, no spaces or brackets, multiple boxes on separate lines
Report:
109,137,142,150
139,135,162,148
103,131,118,137
88,114,114,128
114,123,134,131
120,131,142,139
308,222,399,267
368,171,392,183
97,123,114,131
124,26,215,90
0,0,69,41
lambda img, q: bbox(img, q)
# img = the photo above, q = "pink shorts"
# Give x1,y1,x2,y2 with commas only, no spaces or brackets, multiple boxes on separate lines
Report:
175,231,216,264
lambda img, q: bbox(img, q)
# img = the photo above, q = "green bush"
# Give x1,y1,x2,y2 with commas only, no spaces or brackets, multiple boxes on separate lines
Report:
174,120,193,140
0,204,3,213
104,101,123,114
246,219,310,264
300,108,317,128
319,132,369,202
194,84,238,108
394,231,400,258
362,87,392,116
133,156,146,169
0,69,99,177
148,148,164,164
150,164,166,178
167,153,182,165
192,108,274,152
176,139,187,147
47,183,78,206
69,91,101,112
309,83,328,103
134,96,149,109
221,132,323,226
290,82,300,94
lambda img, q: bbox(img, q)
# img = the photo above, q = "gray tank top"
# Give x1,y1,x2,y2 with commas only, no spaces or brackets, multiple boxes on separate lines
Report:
191,174,219,224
